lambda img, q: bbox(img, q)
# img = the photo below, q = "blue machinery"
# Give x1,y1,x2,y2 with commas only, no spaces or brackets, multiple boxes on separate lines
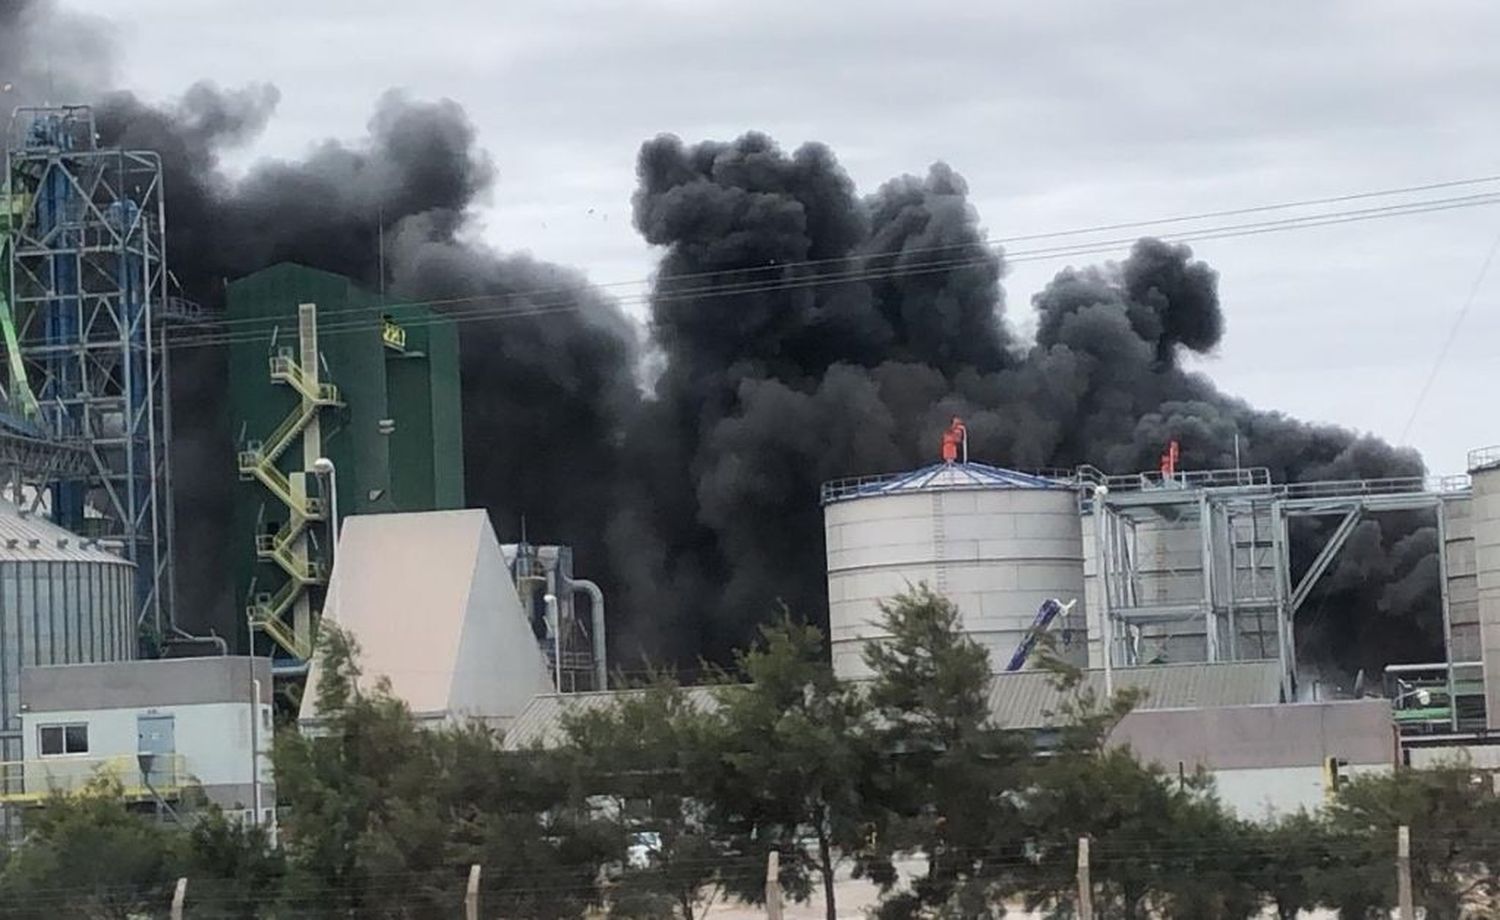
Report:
1,106,189,636
1005,598,1077,672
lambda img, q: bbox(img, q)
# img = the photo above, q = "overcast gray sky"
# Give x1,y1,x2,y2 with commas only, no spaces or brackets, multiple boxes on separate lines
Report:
73,0,1500,474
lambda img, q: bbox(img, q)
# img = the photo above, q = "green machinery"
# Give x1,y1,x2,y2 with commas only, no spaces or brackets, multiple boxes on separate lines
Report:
0,173,41,425
228,264,464,670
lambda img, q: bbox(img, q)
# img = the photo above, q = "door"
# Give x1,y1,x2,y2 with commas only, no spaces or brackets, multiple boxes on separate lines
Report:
136,715,176,788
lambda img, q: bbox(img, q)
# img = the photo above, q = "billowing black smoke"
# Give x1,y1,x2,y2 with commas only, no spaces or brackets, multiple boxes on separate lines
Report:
85,85,640,633
5,2,1439,677
611,133,1435,676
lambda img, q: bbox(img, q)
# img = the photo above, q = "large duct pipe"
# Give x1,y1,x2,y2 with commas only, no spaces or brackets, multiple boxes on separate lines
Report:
572,579,606,690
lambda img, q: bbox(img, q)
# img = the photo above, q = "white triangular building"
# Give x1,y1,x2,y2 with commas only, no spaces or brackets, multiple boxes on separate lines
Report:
299,509,552,729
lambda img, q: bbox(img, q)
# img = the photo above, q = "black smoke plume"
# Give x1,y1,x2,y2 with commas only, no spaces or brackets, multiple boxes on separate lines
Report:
612,133,1435,676
86,85,640,634
6,2,1439,678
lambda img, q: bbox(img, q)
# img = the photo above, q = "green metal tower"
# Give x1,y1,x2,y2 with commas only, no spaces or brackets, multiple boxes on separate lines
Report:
228,263,464,666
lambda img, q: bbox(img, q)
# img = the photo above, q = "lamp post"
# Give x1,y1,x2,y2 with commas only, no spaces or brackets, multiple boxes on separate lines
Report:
312,458,339,629
544,593,561,691
311,457,338,544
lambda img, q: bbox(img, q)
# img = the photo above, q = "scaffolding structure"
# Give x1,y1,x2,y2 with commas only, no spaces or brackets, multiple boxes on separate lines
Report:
1,106,177,633
1084,465,1474,711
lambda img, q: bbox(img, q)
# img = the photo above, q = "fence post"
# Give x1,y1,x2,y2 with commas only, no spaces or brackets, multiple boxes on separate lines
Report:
465,863,481,920
1396,825,1414,920
170,877,188,920
1076,837,1093,920
765,850,783,920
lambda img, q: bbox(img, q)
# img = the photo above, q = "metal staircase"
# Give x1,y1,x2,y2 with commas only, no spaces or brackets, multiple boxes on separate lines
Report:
238,323,341,662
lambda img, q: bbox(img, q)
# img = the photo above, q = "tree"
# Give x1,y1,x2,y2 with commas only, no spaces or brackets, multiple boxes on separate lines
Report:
1318,762,1500,919
1251,810,1340,920
1017,651,1260,920
274,625,464,917
0,780,177,919
276,625,620,919
171,809,286,919
862,586,1030,918
700,612,875,920
561,676,723,919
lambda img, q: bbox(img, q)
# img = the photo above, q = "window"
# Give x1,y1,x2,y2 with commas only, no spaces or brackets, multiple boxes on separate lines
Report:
39,723,88,756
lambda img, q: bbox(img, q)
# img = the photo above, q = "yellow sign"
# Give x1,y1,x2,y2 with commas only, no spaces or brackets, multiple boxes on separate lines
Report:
381,318,407,352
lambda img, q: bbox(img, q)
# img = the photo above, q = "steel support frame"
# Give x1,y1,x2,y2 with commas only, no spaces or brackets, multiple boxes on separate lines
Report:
1095,488,1276,670
5,107,171,633
1273,490,1452,701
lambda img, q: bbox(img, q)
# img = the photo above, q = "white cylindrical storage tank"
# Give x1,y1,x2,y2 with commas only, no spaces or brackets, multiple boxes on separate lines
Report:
824,463,1086,680
0,502,136,763
1469,446,1500,732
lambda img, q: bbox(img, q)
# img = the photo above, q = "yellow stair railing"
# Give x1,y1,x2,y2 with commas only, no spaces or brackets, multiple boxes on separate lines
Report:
247,590,312,662
256,518,327,583
241,344,340,661
0,754,189,805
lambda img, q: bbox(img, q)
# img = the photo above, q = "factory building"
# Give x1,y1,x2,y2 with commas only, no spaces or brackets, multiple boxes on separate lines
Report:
6,657,273,826
815,433,1500,809
227,263,465,669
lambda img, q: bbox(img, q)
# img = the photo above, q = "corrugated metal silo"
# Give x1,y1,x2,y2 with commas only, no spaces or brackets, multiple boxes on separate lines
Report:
823,463,1086,680
0,502,136,763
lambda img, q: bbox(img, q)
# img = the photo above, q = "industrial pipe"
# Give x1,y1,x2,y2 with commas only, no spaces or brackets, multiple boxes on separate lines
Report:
168,625,228,656
571,579,607,691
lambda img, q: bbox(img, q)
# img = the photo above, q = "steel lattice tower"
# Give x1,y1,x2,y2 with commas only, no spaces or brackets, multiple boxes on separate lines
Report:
2,106,174,635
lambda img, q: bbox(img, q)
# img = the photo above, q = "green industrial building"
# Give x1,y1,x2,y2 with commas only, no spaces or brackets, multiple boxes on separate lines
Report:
227,263,464,663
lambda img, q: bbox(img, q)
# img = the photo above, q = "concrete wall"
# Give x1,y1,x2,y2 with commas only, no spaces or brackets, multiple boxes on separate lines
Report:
1213,763,1389,819
1112,699,1397,816
21,656,272,711
1408,742,1500,770
21,701,271,805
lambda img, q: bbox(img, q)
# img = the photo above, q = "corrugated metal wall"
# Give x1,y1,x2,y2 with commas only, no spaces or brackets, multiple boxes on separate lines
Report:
0,556,136,763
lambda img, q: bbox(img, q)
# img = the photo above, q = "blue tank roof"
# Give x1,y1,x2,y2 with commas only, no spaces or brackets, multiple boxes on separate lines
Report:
821,462,1071,504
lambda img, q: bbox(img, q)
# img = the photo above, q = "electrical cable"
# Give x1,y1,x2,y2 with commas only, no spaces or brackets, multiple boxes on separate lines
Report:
159,189,1500,351
1397,225,1500,444
180,171,1500,334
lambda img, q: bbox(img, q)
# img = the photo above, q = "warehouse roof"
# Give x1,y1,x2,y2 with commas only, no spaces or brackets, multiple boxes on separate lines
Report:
501,661,1282,749
985,660,1283,730
503,685,723,751
0,500,132,565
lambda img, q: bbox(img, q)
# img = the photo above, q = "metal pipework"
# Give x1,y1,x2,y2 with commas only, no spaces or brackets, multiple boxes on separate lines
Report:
571,579,607,690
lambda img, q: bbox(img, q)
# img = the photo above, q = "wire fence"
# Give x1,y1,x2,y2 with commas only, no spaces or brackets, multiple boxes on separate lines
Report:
2,824,1462,919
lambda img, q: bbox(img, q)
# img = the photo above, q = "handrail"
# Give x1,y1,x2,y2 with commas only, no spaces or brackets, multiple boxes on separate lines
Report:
823,465,1473,505
248,594,310,661
1469,445,1500,473
0,753,188,804
268,352,341,405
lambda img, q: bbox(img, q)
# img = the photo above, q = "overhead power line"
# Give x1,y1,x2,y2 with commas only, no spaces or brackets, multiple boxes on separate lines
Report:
1398,226,1500,444
163,178,1500,350
191,172,1500,334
